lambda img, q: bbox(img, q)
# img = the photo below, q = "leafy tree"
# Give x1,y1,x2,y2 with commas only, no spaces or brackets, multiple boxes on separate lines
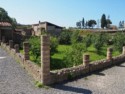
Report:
92,33,106,52
0,7,17,28
106,19,112,28
101,14,107,29
71,31,80,44
113,32,125,52
29,36,41,64
82,18,85,28
88,20,97,28
83,34,92,51
59,30,72,45
63,43,84,67
76,21,82,28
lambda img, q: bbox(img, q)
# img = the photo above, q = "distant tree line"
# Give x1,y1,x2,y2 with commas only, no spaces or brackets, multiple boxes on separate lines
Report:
76,14,112,29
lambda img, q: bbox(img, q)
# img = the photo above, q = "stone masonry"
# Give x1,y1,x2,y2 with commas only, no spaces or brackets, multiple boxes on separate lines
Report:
107,47,113,60
41,35,50,85
23,42,29,60
83,54,90,67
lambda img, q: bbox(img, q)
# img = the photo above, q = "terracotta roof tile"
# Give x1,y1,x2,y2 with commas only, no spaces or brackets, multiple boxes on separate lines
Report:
0,22,12,27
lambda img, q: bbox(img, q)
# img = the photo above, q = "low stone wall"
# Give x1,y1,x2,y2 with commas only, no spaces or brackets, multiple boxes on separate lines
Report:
0,43,41,81
50,55,125,84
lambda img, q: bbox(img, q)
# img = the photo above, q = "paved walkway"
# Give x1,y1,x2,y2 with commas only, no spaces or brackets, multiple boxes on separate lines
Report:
0,47,125,94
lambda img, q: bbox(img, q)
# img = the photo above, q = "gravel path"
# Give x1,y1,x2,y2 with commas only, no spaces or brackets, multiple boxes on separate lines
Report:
0,47,125,94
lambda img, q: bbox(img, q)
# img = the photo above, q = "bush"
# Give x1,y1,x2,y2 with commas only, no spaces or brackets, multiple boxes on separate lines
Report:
92,33,105,52
29,36,40,64
50,36,59,55
71,30,82,44
63,43,84,67
83,34,92,51
59,30,72,45
113,32,125,52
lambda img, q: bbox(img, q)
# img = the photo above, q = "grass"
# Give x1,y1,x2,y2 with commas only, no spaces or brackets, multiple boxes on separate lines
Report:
51,44,121,66
51,45,71,60
20,44,121,70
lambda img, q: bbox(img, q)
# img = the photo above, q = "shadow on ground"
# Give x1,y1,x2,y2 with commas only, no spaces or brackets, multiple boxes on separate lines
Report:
52,84,92,94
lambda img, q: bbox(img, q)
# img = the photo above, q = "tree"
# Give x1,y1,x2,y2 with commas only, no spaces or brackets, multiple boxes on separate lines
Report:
101,14,107,29
88,20,97,28
0,7,11,22
0,7,17,28
106,19,112,28
82,18,85,28
76,21,82,28
59,30,72,45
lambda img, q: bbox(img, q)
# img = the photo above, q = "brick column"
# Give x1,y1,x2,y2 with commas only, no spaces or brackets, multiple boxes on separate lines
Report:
107,47,113,60
9,40,14,49
41,35,50,85
23,42,29,60
122,46,125,55
14,44,19,53
2,36,5,43
83,54,90,67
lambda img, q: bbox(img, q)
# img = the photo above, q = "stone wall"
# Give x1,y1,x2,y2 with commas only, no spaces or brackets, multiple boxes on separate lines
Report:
1,35,125,85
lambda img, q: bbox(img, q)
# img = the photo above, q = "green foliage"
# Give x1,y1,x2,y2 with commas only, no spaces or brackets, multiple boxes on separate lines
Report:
88,20,97,28
63,43,84,67
50,36,59,55
59,30,72,45
71,31,82,44
113,32,125,52
92,33,106,52
29,36,40,64
101,14,107,28
82,17,85,28
0,7,17,28
83,34,92,51
35,81,44,88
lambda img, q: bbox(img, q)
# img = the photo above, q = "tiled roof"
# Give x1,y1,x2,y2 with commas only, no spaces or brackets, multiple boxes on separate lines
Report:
0,22,12,27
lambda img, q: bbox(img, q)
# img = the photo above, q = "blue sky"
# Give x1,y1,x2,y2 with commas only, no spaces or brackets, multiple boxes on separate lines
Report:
0,0,125,27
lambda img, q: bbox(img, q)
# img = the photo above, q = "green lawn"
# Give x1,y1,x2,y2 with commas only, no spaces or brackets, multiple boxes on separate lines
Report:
51,45,121,64
20,44,121,70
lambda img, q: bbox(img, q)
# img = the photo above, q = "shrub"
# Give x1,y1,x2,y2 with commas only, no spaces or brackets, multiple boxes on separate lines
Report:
71,30,82,44
92,33,105,52
83,34,92,51
29,36,40,64
63,43,84,67
50,36,59,55
113,32,125,52
59,30,72,45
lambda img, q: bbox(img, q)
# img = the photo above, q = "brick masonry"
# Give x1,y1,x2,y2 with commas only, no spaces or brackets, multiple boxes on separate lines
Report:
41,35,50,85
